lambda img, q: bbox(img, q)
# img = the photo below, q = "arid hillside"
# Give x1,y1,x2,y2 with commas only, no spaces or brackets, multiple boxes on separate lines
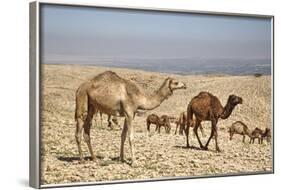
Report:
40,64,272,185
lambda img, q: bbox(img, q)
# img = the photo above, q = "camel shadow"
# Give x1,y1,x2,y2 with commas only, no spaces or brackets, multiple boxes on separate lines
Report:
173,145,218,153
57,155,103,162
110,156,131,165
57,155,131,165
174,145,202,151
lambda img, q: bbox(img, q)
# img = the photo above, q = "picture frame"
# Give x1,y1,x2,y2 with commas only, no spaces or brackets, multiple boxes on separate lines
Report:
30,1,274,188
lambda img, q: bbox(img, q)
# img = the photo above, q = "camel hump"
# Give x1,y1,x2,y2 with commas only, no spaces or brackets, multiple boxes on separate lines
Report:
192,91,218,104
197,91,213,98
92,70,122,81
234,121,248,128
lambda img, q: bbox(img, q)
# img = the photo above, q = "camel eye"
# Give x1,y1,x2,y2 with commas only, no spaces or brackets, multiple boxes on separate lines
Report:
174,82,179,85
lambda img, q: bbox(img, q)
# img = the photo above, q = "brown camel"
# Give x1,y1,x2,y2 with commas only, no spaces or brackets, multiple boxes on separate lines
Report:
262,127,271,143
250,127,263,144
185,92,242,152
158,115,172,133
229,121,252,142
75,71,186,164
174,111,205,136
146,114,161,132
146,114,171,134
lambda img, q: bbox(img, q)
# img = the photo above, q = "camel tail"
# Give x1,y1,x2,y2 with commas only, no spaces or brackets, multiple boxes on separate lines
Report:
75,85,89,121
186,103,193,122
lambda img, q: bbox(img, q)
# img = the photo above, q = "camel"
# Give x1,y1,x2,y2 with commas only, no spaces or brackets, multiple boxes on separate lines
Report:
93,111,120,129
146,114,161,132
250,127,263,144
146,114,171,134
185,92,242,152
262,127,271,143
75,71,186,164
158,115,172,133
250,127,271,144
229,121,252,142
174,111,205,136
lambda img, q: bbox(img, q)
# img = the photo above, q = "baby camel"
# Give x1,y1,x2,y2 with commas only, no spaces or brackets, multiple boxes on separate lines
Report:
174,111,205,136
229,121,252,142
250,127,263,144
146,114,171,134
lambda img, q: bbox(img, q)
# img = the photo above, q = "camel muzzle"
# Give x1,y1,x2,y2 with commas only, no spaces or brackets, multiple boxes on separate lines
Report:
239,98,243,104
181,83,187,89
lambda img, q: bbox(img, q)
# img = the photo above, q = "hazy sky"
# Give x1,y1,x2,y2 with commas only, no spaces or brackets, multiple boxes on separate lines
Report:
41,4,272,63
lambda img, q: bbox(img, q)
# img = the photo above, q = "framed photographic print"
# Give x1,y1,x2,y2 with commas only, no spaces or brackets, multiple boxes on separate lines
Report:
29,1,274,188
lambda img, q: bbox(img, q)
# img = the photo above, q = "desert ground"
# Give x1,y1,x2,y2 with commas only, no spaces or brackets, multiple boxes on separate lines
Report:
40,64,272,185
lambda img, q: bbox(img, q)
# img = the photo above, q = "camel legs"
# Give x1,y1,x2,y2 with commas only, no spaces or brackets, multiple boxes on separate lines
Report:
213,126,221,152
147,121,151,132
99,111,103,127
185,120,190,148
242,135,245,143
120,114,135,164
75,116,85,161
193,120,204,149
205,119,220,152
107,115,113,130
199,124,205,137
229,131,234,140
83,106,95,160
174,123,179,135
75,106,95,161
179,123,185,135
165,124,171,134
157,124,161,134
120,118,128,162
127,117,135,164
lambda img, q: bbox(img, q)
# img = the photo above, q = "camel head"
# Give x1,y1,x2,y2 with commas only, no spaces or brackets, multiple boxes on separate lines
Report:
264,128,271,135
227,94,243,106
167,78,187,92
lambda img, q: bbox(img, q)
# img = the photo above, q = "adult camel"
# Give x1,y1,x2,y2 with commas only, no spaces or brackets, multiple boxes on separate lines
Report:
75,71,186,165
185,92,242,152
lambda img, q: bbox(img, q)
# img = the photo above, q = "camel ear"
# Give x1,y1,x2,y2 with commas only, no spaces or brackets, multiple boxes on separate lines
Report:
167,78,173,90
168,78,172,85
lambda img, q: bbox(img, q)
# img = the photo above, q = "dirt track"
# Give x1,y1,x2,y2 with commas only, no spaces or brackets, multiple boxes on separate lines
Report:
41,64,272,185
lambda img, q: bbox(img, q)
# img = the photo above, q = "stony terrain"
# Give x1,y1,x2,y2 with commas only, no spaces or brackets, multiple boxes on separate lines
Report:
40,64,272,185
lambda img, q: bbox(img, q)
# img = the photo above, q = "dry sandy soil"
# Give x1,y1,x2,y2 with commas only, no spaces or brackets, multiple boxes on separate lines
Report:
40,64,272,185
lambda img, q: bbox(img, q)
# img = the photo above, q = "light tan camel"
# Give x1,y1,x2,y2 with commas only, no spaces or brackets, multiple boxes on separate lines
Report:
75,71,186,164
228,121,252,142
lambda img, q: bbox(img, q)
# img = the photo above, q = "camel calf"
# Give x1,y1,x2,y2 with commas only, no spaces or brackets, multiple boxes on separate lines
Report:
229,121,252,143
250,127,263,144
93,111,120,129
158,115,171,133
262,127,271,143
146,114,170,134
146,114,160,132
174,112,205,137
251,127,271,144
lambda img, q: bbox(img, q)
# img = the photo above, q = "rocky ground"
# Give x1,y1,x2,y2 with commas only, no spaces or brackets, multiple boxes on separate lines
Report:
40,64,272,185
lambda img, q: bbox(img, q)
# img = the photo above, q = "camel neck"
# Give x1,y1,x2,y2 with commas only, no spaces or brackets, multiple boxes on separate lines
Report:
220,102,235,119
138,83,172,110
